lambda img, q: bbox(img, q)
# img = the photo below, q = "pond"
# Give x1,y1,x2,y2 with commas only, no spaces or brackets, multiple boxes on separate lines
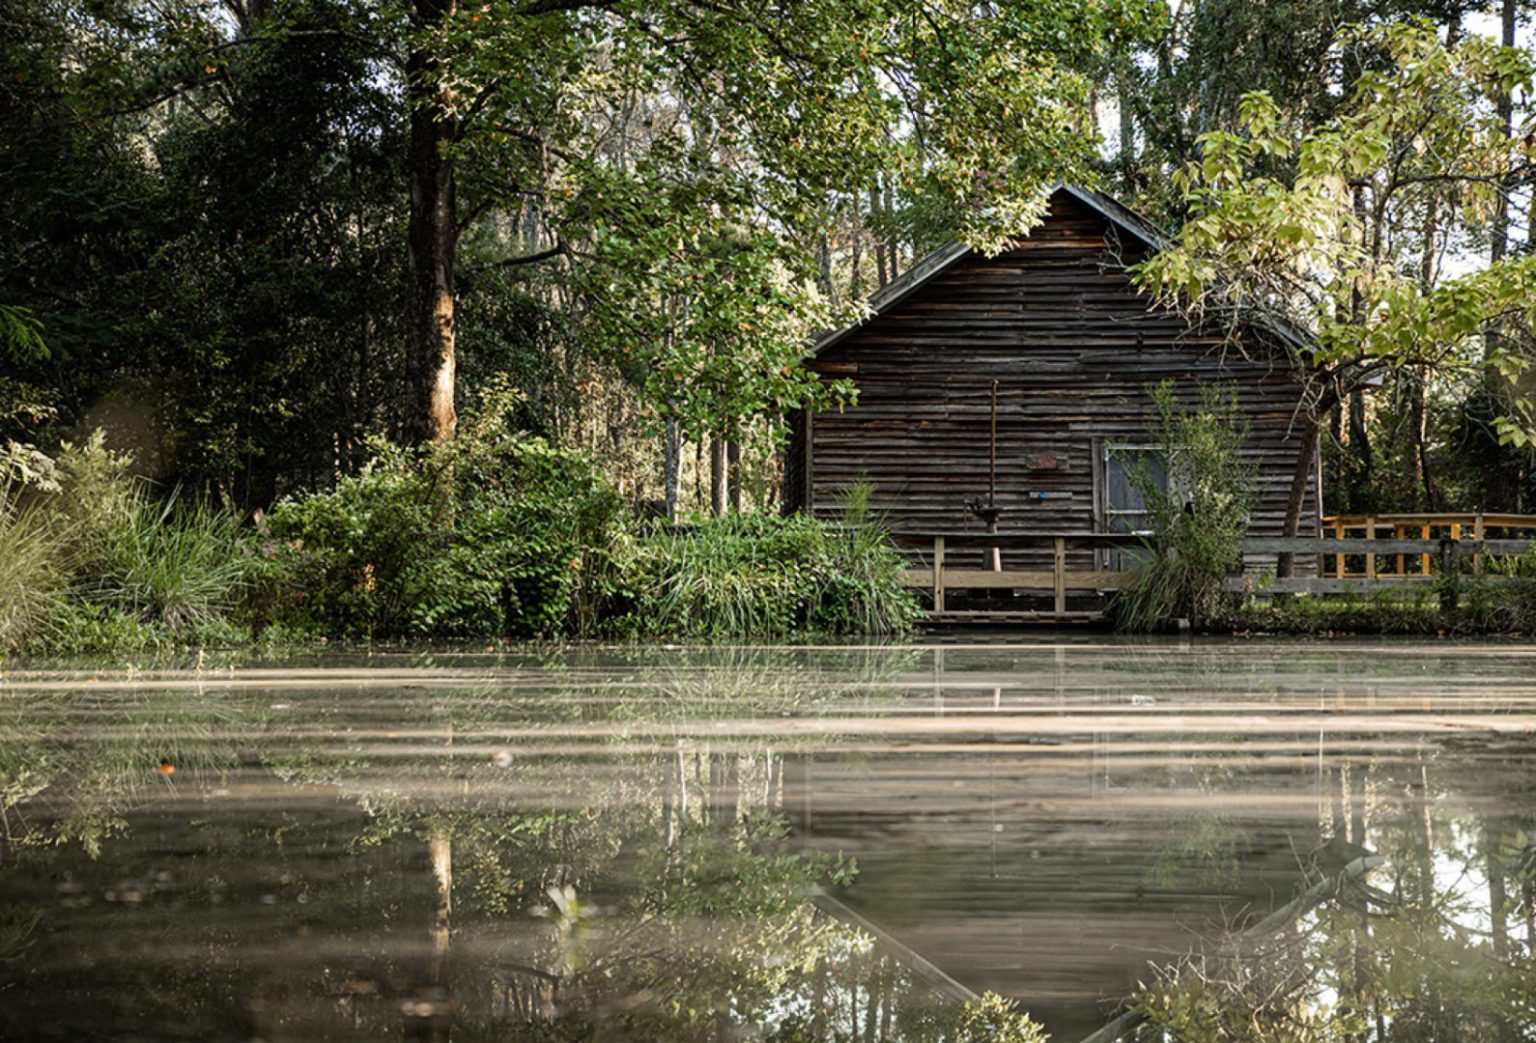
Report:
1,639,1533,1042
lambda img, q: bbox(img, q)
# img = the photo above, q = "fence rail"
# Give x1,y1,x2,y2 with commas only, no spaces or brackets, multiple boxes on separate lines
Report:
892,527,1535,621
893,532,1145,620
1319,512,1536,579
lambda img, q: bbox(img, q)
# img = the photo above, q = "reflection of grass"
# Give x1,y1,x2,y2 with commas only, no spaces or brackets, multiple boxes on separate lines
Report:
0,686,256,856
0,907,39,963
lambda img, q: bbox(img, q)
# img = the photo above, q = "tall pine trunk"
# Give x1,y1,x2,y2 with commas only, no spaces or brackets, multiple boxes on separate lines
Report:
405,0,459,445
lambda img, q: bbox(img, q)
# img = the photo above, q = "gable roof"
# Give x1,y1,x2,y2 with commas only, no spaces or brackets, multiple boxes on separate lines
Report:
809,182,1311,358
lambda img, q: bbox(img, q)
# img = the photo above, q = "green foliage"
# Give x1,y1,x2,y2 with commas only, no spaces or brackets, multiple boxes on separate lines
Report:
617,501,920,641
571,173,857,444
6,417,917,650
0,487,71,653
0,433,250,654
1113,381,1255,632
3,0,407,498
1458,545,1536,634
1134,23,1536,448
0,305,47,366
87,497,248,631
892,991,1048,1043
264,392,626,640
1222,592,1446,636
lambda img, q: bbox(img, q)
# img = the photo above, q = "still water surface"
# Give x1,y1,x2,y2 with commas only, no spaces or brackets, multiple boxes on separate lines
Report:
1,639,1533,1041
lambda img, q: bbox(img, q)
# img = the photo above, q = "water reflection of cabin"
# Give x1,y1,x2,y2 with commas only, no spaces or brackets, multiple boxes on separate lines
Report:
783,665,1323,1041
784,185,1321,598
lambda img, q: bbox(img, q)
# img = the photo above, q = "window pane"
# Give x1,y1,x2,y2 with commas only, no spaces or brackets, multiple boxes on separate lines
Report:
1105,449,1167,534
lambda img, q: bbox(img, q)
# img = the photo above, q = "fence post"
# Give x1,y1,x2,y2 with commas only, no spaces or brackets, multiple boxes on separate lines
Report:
1365,516,1377,580
1053,537,1066,616
932,536,945,615
1334,519,1346,579
1438,538,1458,612
1474,510,1485,576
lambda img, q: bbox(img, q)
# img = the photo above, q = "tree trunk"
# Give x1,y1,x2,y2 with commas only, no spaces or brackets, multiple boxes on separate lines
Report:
1401,368,1435,510
404,0,459,445
870,185,888,288
1347,388,1371,509
727,438,741,512
1494,0,1516,268
710,436,727,516
1117,66,1136,168
663,409,680,521
1277,414,1321,578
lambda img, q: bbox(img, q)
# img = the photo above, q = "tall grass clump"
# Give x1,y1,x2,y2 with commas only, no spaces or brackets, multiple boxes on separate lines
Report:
0,433,251,654
1112,381,1254,632
620,483,919,640
92,497,248,630
0,482,70,650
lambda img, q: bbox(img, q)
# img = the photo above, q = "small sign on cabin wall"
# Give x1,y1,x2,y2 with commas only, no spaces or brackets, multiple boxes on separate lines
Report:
1029,454,1061,470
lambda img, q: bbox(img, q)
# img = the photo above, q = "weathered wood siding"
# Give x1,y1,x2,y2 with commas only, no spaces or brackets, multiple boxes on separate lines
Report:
788,191,1319,565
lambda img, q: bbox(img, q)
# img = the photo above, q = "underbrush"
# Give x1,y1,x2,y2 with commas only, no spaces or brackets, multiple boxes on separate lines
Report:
2,414,919,654
0,435,251,656
1217,593,1448,636
259,424,626,641
1214,557,1536,636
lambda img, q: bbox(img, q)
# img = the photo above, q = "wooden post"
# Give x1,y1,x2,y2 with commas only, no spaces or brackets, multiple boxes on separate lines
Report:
1420,522,1431,576
1474,510,1485,576
1053,537,1066,616
1364,516,1377,580
932,536,945,615
1334,519,1346,579
1439,539,1458,610
1395,524,1405,578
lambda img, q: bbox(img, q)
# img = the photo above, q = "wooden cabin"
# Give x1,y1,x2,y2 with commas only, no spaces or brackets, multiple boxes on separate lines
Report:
784,185,1321,577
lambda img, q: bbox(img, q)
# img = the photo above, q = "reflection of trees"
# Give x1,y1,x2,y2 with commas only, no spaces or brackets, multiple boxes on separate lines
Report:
0,680,258,856
1134,739,1536,1042
0,648,1036,1042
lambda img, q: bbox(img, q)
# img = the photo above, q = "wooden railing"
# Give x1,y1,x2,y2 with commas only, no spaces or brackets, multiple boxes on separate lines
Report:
1231,534,1534,596
892,526,1536,618
1320,513,1536,579
893,532,1145,620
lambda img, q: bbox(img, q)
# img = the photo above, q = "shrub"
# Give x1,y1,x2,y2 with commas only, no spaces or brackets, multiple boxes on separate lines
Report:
409,433,625,638
259,441,438,637
1113,381,1255,632
263,395,626,640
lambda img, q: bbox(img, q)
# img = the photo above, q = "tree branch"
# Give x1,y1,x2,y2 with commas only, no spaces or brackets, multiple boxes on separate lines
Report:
464,241,567,271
